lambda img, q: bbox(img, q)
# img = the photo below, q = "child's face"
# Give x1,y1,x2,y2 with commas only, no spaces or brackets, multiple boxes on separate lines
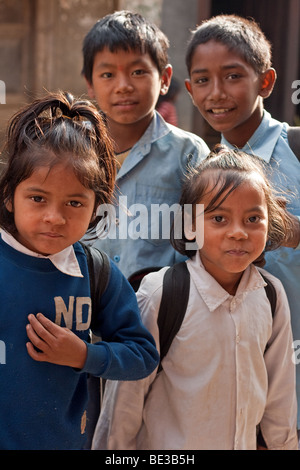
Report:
8,163,95,255
86,47,171,132
196,174,268,292
185,40,272,147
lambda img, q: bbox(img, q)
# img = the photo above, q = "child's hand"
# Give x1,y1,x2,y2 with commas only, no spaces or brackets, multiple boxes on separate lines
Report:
26,313,87,369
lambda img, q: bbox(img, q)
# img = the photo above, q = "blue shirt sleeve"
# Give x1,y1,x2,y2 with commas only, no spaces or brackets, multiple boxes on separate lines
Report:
81,260,159,380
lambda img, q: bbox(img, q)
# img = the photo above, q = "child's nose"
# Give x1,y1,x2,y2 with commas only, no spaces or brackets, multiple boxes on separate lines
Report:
227,222,248,240
43,207,66,225
208,78,226,101
116,74,134,93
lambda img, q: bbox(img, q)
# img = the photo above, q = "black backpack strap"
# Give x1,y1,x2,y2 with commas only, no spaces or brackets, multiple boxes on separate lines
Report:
257,273,277,448
79,242,110,326
157,262,190,373
260,273,277,318
79,242,110,450
287,126,300,162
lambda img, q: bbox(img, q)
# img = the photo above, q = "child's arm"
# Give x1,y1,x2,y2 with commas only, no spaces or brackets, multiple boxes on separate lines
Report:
27,260,159,380
258,272,298,450
82,261,159,381
26,261,159,379
26,313,87,368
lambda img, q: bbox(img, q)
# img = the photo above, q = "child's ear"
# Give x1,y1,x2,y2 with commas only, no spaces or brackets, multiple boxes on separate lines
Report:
85,78,95,99
259,68,277,99
4,197,13,213
160,65,173,96
185,79,196,105
185,79,192,95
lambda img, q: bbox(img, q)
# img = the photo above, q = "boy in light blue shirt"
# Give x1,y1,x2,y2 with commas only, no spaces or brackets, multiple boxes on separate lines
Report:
185,14,300,438
82,10,209,284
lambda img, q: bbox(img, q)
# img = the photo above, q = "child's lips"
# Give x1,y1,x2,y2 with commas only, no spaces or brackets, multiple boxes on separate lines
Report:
114,100,137,108
208,107,235,116
226,249,248,256
41,232,63,238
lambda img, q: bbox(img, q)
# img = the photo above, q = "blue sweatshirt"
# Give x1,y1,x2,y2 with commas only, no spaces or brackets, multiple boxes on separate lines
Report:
0,238,159,450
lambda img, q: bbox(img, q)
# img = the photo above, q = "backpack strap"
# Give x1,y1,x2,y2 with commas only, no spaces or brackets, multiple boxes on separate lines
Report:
260,273,277,318
157,261,190,372
287,126,300,162
79,242,110,449
157,265,277,373
79,242,110,327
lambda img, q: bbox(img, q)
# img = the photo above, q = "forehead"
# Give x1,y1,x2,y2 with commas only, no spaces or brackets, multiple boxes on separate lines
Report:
92,46,157,70
202,171,267,206
190,40,255,74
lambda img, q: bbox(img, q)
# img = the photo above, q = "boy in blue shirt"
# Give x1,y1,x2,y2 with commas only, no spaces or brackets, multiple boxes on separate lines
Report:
185,14,300,436
82,10,209,285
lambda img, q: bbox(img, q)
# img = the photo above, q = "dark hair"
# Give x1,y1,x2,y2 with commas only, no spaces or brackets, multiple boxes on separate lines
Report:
172,144,293,258
0,90,116,236
82,10,169,83
186,14,272,76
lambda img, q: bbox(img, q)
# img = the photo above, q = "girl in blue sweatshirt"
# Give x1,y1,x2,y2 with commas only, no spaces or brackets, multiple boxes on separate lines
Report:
0,91,159,450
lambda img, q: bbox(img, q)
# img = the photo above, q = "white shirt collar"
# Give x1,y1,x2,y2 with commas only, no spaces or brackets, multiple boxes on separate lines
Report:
1,230,83,277
187,251,266,312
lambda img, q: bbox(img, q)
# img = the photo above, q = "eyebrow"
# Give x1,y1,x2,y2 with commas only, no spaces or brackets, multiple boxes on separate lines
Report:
191,63,247,75
209,205,266,213
24,187,90,199
94,58,147,70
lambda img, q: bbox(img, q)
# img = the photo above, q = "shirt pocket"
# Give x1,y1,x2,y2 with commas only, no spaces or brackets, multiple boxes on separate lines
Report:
134,183,180,247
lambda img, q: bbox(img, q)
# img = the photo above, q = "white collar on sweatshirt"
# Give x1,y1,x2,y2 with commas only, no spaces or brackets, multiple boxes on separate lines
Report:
1,230,83,278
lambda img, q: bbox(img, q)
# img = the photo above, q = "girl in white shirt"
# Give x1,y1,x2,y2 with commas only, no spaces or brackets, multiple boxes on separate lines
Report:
93,144,298,450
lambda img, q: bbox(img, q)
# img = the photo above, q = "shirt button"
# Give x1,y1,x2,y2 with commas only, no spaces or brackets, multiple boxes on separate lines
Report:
113,255,120,263
236,335,240,344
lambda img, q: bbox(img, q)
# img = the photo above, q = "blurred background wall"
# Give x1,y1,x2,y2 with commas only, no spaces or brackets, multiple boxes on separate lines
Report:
1,0,299,150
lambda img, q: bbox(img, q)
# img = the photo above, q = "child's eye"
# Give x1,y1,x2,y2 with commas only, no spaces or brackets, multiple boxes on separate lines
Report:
194,77,208,85
213,215,225,223
101,72,112,78
227,73,241,80
248,215,261,223
68,201,82,208
31,196,44,203
132,69,146,76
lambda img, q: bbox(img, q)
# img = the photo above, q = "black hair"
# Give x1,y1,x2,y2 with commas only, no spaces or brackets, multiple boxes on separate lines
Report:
82,10,169,83
0,90,116,236
186,14,272,76
172,144,293,258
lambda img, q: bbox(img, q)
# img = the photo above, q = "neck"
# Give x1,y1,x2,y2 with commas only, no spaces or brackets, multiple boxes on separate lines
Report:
220,275,242,295
223,104,264,149
107,116,153,153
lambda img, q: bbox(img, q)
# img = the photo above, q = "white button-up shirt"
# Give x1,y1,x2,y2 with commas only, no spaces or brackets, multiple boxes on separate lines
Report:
93,253,298,450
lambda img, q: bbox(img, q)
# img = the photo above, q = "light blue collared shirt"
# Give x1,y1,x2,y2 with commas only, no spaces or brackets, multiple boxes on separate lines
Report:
90,111,209,278
222,110,300,425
